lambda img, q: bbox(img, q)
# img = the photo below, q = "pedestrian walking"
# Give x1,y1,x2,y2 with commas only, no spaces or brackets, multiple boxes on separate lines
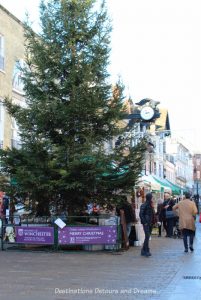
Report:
173,192,197,252
156,199,163,237
163,192,175,237
139,192,155,257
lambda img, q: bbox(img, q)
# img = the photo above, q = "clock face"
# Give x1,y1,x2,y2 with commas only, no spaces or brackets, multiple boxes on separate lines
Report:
140,106,154,120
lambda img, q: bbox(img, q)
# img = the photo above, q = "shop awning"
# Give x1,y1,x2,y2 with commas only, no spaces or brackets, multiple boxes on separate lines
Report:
183,187,190,193
163,179,181,195
151,175,172,193
140,175,169,192
141,176,160,191
101,162,129,180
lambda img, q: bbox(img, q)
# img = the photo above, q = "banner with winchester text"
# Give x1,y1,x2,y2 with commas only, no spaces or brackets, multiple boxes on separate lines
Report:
15,226,54,244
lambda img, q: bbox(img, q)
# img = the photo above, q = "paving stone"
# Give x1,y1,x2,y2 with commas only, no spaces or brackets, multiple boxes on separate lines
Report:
0,222,201,300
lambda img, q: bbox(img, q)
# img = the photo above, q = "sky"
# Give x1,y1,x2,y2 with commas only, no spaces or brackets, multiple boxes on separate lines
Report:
1,0,201,151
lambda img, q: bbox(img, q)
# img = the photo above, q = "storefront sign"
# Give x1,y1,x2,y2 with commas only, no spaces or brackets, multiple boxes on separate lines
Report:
15,226,54,244
58,226,117,245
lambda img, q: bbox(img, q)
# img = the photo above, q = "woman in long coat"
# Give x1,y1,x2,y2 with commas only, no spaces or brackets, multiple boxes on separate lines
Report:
173,192,197,252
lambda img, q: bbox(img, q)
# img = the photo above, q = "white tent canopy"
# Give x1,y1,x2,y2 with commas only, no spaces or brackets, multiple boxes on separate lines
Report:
140,175,172,193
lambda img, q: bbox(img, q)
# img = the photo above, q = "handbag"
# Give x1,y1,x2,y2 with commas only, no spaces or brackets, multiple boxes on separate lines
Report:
165,210,176,219
199,213,201,223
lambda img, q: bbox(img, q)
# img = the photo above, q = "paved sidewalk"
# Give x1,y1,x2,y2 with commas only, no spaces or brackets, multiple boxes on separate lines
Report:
0,221,201,300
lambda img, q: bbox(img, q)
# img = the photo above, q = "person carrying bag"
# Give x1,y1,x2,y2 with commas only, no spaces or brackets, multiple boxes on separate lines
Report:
163,193,176,237
165,201,177,219
173,192,197,252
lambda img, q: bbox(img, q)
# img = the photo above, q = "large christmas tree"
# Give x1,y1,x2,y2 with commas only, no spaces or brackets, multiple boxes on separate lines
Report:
0,0,146,215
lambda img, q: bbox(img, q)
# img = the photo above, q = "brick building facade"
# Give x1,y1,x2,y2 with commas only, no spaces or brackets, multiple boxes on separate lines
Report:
0,4,25,149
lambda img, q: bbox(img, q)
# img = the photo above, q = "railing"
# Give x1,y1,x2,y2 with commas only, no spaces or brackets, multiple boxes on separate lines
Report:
0,215,121,252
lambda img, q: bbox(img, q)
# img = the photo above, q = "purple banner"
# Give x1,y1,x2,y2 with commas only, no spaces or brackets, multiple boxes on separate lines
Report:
15,226,54,244
58,226,117,245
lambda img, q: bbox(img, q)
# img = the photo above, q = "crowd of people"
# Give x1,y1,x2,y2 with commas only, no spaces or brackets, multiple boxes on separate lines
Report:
139,191,198,257
84,191,198,256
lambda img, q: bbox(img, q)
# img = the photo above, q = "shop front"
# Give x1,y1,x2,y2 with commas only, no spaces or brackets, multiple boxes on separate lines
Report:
139,174,172,204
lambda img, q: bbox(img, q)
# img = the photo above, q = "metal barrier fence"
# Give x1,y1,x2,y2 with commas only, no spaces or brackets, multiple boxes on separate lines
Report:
0,215,122,252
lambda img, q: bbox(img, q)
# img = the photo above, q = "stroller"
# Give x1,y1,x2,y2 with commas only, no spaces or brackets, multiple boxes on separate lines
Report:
173,217,182,239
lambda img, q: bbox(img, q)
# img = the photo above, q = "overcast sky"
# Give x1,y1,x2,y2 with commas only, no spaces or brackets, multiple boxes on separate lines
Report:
1,0,201,151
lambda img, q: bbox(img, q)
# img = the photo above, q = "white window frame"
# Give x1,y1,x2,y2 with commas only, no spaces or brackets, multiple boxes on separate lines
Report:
0,101,4,148
0,34,5,71
12,59,26,94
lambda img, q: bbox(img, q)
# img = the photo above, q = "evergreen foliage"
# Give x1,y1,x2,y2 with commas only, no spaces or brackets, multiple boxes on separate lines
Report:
0,0,147,215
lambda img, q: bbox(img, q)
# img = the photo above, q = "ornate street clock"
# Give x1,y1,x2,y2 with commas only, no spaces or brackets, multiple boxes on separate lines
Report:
140,106,155,121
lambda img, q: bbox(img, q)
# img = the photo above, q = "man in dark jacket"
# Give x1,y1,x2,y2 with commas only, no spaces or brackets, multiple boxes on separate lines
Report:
139,192,154,257
156,199,163,237
162,192,175,237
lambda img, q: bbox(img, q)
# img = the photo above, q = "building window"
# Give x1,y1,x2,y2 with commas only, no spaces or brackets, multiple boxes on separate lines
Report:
12,59,26,93
0,101,3,149
159,165,162,177
154,162,157,175
0,35,5,70
11,117,21,149
0,102,1,122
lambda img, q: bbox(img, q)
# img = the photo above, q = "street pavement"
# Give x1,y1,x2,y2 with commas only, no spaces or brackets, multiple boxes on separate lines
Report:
0,221,201,300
